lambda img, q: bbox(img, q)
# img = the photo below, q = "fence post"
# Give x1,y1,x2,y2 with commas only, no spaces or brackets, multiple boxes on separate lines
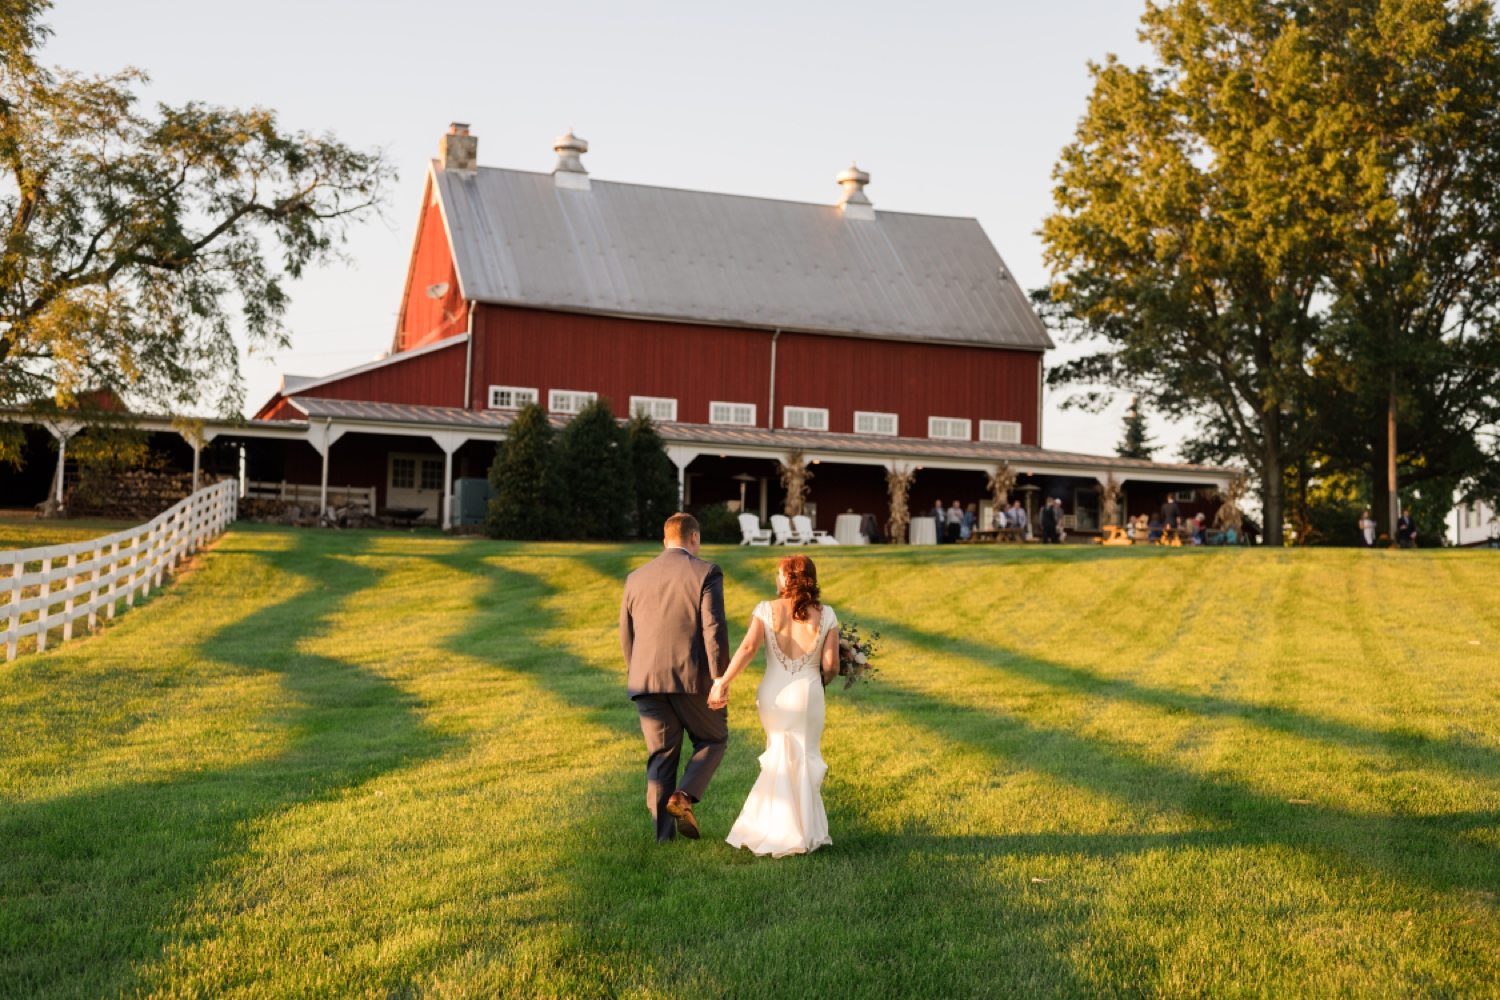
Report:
63,548,77,642
6,556,19,662
37,555,51,653
106,540,119,620
88,540,102,632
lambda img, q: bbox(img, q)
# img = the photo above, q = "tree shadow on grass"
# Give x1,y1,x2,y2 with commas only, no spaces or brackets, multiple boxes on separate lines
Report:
0,531,452,1000
428,548,1108,998
816,605,1500,902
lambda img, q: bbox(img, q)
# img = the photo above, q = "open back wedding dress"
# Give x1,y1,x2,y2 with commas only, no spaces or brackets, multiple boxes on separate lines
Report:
726,601,837,857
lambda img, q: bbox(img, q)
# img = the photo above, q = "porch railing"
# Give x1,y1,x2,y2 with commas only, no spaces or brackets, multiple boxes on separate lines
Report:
2,479,238,662
243,481,376,515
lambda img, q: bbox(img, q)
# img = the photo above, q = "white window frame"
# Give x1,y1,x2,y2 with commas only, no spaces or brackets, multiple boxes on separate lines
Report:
928,416,972,441
1172,490,1197,502
488,385,538,411
782,406,829,431
979,419,1023,444
629,396,678,422
549,389,597,414
710,401,757,426
854,410,899,437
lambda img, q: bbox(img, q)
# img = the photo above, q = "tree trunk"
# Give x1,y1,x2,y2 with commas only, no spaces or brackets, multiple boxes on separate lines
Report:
1372,387,1397,543
1261,415,1284,547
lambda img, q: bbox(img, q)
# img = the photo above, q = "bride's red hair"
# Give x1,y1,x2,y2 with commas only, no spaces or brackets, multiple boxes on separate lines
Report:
778,553,821,623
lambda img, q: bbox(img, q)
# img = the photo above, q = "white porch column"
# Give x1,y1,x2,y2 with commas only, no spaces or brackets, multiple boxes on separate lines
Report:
192,443,201,493
430,431,469,530
307,419,347,517
42,420,83,506
665,448,700,512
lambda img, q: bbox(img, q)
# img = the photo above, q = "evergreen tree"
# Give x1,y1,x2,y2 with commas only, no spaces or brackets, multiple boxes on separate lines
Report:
627,413,680,540
1116,398,1156,460
486,402,565,540
557,398,635,540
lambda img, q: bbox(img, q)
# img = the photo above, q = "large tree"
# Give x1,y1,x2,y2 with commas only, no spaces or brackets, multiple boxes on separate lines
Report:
0,0,392,462
556,399,634,541
1041,0,1500,543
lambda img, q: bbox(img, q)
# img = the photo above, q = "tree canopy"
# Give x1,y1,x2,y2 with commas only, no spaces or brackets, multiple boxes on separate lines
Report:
1042,0,1500,543
0,0,392,463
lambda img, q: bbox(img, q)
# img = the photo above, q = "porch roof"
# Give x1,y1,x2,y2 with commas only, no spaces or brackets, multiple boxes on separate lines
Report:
281,397,1236,486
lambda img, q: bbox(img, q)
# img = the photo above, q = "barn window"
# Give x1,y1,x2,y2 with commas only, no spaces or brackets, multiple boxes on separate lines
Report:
710,401,757,426
420,459,444,491
392,458,415,490
854,411,898,436
549,389,597,414
489,385,538,410
928,416,972,441
630,396,678,422
979,420,1022,444
1173,490,1197,502
782,406,828,431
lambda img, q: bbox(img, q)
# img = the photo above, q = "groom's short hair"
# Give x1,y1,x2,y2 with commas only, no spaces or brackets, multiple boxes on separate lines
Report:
664,513,699,544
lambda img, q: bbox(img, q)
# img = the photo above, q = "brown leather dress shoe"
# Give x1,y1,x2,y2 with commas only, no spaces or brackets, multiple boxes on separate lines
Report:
665,791,700,839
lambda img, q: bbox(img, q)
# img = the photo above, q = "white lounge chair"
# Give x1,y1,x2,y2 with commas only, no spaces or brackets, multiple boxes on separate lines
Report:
769,514,803,545
793,514,838,545
738,513,773,546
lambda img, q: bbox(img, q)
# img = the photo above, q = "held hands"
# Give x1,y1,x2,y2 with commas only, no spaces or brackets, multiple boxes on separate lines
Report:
708,678,730,710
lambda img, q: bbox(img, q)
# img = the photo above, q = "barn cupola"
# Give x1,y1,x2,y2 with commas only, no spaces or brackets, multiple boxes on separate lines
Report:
552,130,591,190
439,123,477,172
836,162,874,220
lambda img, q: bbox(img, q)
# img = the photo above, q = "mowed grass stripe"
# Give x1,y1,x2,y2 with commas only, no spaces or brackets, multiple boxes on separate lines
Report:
1,527,1497,998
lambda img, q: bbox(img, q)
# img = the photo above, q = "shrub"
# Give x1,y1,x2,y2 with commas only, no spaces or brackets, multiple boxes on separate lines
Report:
628,414,680,540
486,402,566,540
557,398,634,540
694,503,742,544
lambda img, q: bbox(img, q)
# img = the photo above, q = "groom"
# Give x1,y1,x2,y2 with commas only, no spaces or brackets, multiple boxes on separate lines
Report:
619,512,730,843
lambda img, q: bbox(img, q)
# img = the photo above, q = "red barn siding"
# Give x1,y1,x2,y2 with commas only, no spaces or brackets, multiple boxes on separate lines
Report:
774,331,1040,443
398,186,465,352
471,305,771,423
471,304,1040,441
255,339,467,419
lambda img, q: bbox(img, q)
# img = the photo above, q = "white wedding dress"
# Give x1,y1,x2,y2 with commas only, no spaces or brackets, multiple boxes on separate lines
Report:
726,601,837,857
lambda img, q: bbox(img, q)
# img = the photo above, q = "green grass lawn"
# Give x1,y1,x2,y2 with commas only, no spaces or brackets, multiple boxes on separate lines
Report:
3,527,1498,998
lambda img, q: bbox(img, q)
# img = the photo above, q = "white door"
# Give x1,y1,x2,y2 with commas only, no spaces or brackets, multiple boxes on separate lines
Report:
388,453,446,521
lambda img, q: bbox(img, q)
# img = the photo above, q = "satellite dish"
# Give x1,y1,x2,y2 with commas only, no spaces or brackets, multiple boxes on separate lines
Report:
426,282,449,299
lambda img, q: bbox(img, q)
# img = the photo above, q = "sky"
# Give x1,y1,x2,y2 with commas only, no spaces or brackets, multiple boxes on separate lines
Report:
46,0,1188,458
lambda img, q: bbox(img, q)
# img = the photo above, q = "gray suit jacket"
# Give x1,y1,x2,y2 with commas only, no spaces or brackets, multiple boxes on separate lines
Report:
620,547,730,699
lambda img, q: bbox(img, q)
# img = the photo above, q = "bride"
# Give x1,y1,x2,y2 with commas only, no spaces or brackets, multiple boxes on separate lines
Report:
709,553,838,857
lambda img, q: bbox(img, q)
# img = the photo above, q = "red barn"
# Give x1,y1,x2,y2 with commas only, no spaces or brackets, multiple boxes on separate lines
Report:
238,125,1230,537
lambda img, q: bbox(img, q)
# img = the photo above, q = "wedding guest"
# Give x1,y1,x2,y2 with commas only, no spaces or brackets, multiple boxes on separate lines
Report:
1359,509,1377,548
961,503,977,540
1161,496,1182,530
1192,512,1207,545
945,500,964,544
930,499,944,543
1010,501,1028,537
1040,497,1060,544
1397,508,1417,548
994,505,1009,530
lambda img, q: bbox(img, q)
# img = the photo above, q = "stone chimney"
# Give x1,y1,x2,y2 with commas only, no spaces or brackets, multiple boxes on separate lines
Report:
836,162,874,220
552,130,591,190
439,123,477,172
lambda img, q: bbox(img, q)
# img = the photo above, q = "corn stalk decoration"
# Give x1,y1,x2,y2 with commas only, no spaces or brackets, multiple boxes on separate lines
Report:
778,451,813,518
1213,473,1249,532
1100,474,1123,527
885,465,916,544
986,462,1017,515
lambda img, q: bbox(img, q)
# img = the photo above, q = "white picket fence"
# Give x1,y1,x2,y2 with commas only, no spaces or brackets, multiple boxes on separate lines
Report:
2,479,239,662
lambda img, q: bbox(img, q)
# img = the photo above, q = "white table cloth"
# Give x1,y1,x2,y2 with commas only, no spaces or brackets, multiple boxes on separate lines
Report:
909,516,938,545
834,513,868,545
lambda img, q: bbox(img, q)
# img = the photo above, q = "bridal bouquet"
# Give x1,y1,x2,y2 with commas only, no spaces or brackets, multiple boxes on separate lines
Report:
837,620,881,689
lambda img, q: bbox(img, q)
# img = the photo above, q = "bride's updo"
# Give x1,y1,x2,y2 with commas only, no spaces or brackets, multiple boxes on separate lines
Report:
778,554,821,623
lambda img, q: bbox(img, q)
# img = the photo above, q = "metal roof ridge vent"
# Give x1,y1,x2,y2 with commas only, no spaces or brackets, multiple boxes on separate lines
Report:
440,122,477,172
836,161,874,220
552,129,591,190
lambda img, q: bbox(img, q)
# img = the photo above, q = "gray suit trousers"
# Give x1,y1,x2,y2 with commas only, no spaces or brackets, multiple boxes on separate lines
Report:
634,692,728,843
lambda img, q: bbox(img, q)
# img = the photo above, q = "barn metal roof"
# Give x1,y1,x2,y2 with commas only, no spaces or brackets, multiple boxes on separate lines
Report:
430,163,1054,350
